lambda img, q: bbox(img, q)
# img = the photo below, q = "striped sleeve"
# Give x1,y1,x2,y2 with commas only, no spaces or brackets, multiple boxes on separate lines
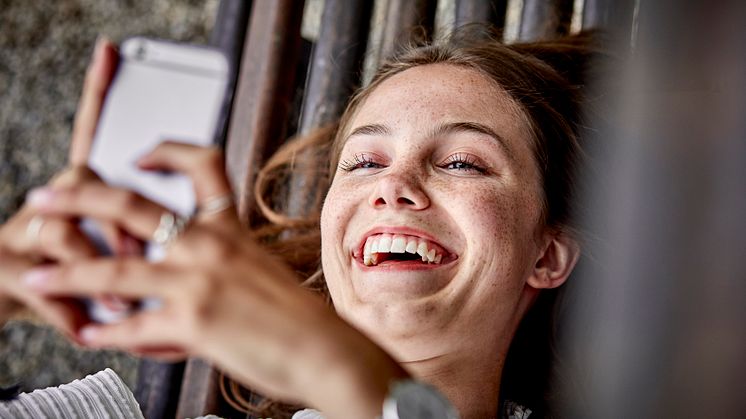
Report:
0,368,144,419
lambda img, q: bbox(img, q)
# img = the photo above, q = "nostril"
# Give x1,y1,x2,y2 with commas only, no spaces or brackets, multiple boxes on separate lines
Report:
397,197,415,205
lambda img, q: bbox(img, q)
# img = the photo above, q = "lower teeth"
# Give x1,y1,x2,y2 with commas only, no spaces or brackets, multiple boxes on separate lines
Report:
365,253,438,266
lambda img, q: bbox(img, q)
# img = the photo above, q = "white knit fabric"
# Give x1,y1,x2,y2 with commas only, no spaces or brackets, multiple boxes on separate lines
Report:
0,369,531,419
0,369,144,419
292,408,325,419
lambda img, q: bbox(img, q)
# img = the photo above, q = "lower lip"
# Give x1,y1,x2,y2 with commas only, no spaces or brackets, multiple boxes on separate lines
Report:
354,258,454,271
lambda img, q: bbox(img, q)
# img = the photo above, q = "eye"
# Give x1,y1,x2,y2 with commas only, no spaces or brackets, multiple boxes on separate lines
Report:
441,153,487,174
339,153,385,172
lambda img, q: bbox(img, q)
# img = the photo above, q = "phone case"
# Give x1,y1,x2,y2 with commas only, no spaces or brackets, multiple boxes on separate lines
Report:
83,37,229,323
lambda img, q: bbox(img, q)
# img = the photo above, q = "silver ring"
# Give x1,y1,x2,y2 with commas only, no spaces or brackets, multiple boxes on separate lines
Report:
152,212,189,247
26,215,46,245
197,194,234,217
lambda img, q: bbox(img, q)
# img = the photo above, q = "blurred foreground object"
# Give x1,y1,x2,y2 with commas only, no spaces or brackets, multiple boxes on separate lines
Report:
563,1,746,418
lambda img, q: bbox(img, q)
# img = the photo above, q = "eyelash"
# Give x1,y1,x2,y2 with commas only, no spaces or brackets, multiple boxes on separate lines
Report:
339,153,487,174
442,153,487,173
339,153,381,172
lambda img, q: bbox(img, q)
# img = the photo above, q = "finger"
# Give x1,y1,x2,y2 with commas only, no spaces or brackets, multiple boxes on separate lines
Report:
21,258,177,299
129,347,189,362
0,253,87,338
98,223,144,257
36,218,98,261
0,251,36,301
77,311,189,350
0,209,41,255
24,296,89,341
49,166,102,188
27,184,165,242
137,143,237,223
0,167,102,256
69,37,119,166
0,299,22,321
46,169,144,256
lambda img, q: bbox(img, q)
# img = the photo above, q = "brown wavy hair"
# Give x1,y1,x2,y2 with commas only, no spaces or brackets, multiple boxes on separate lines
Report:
224,28,606,418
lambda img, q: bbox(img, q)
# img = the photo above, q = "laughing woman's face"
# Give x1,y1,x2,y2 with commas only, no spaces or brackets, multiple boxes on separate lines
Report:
320,63,553,361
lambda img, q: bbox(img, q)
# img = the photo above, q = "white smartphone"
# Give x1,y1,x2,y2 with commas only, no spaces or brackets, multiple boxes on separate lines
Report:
83,37,229,322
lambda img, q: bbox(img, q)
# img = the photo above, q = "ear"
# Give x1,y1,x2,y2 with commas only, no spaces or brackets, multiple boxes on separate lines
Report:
526,231,580,290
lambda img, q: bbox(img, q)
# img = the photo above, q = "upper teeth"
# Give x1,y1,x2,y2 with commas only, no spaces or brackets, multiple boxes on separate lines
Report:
363,234,443,266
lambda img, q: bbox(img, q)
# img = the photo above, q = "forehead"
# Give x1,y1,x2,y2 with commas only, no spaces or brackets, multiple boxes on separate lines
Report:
348,63,534,148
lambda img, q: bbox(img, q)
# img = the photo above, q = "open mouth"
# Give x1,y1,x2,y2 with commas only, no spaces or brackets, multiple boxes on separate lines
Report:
357,233,455,267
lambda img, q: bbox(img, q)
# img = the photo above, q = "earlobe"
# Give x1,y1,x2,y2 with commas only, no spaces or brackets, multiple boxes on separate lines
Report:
526,232,580,290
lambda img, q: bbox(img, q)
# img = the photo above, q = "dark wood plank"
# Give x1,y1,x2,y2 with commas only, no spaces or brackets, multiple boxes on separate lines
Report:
454,0,507,29
581,0,636,37
134,360,185,419
175,358,222,418
210,0,253,66
225,0,305,225
173,2,304,417
298,0,373,134
209,0,253,148
172,2,254,417
517,0,574,41
376,0,437,64
284,0,374,217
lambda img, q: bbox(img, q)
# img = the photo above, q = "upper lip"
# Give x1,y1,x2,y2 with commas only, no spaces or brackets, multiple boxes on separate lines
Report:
353,226,456,260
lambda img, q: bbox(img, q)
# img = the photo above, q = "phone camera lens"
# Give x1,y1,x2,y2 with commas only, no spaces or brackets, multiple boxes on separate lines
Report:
135,44,147,61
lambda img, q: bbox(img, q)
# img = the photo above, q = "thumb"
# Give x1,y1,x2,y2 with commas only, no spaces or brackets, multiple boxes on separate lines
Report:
69,37,119,166
137,142,236,223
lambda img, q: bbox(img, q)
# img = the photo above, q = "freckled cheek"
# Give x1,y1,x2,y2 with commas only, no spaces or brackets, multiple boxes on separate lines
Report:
456,186,540,258
320,188,347,300
321,179,369,250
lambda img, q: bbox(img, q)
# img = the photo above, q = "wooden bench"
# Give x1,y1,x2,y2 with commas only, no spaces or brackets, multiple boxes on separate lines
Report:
133,0,637,417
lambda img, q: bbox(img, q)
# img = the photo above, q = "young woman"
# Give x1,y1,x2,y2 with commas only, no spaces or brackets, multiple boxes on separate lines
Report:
0,30,600,418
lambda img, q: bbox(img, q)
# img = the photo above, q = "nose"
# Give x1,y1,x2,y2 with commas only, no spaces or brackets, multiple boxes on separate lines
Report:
368,169,430,210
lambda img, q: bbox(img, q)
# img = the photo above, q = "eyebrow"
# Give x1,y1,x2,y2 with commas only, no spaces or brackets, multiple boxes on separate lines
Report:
429,121,515,162
346,123,391,138
345,121,515,162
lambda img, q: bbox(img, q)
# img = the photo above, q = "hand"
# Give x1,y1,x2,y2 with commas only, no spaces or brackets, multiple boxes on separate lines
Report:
0,37,122,331
22,143,409,418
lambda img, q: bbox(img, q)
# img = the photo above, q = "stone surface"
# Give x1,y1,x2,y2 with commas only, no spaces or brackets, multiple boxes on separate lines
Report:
0,0,218,392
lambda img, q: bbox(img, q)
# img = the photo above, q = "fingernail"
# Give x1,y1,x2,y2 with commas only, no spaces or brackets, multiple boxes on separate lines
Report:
26,188,56,208
94,35,108,59
21,268,53,288
79,326,100,343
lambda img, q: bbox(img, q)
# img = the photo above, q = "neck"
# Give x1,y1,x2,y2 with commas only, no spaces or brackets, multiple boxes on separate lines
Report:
399,337,510,419
351,287,539,418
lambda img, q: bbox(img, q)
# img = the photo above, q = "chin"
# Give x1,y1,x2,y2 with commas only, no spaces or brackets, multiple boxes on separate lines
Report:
336,280,460,355
351,269,455,300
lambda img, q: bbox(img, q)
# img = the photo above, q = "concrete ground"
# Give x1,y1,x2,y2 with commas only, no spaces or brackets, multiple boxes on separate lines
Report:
0,0,218,393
